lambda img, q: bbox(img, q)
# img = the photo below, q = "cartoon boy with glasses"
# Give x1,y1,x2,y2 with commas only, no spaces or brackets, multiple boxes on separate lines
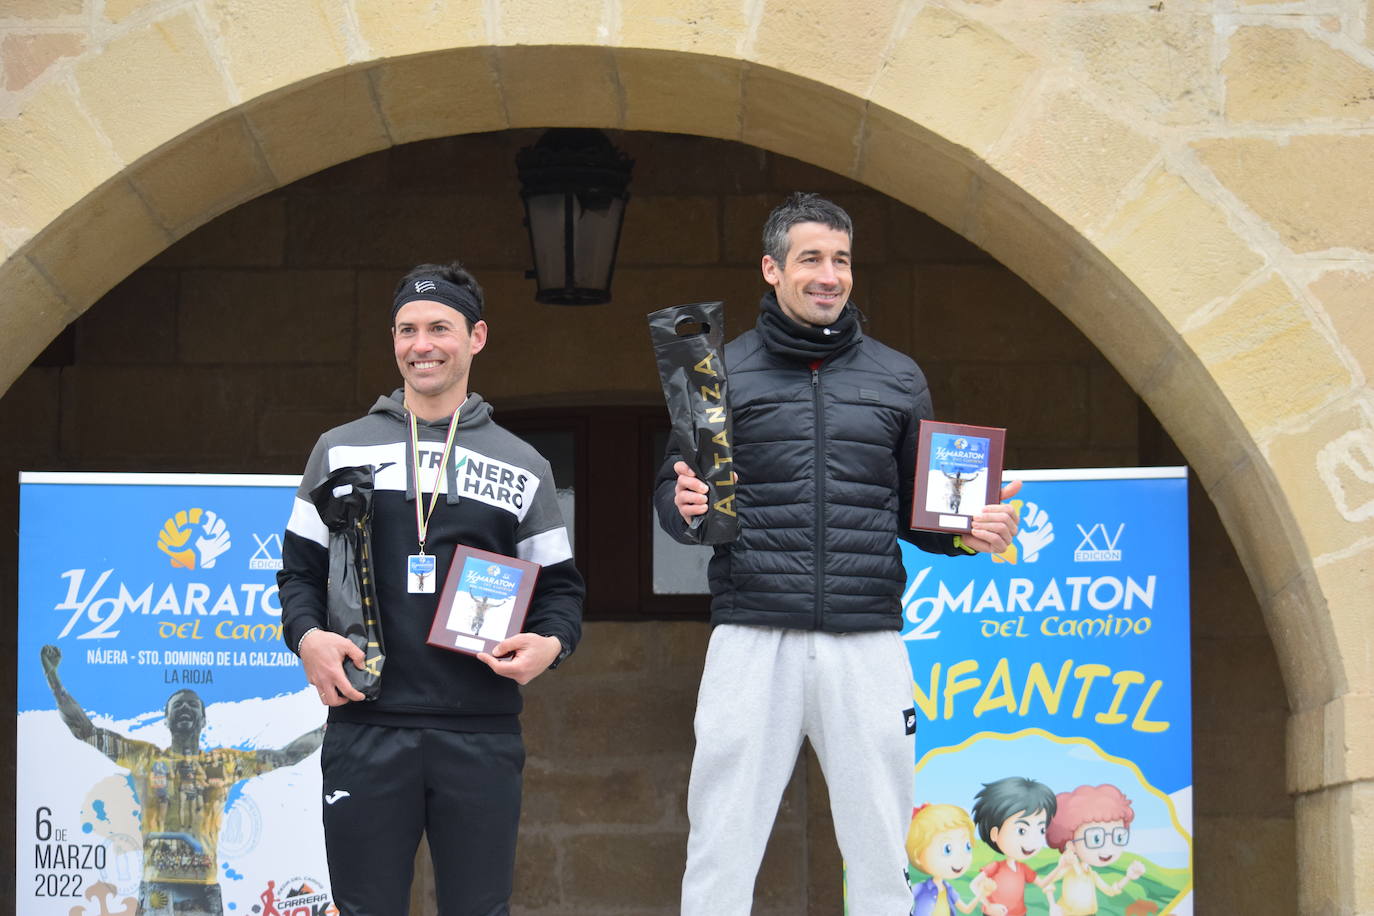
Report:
1041,784,1146,916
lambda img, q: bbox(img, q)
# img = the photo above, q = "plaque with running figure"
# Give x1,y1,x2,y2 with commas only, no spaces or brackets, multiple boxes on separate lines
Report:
426,546,540,657
911,420,1006,534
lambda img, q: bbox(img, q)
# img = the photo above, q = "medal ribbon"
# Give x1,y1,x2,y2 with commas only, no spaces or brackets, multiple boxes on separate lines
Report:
408,404,461,555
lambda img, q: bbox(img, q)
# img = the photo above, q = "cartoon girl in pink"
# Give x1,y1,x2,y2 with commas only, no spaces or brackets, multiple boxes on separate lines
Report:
1041,785,1146,916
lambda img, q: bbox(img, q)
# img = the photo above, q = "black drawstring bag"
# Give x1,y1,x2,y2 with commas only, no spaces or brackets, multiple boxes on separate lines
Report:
309,465,385,699
648,300,739,544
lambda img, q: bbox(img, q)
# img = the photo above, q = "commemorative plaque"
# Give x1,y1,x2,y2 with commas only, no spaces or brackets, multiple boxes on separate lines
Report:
911,420,1006,534
426,546,539,657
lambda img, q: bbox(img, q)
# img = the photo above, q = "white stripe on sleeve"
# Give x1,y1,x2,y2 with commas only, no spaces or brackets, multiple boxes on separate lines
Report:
516,527,573,567
286,496,329,548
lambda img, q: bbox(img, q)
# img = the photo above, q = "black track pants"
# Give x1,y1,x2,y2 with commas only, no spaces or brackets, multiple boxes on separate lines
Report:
320,722,524,916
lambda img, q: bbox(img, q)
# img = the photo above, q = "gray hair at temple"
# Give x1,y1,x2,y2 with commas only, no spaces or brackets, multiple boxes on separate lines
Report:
761,192,854,266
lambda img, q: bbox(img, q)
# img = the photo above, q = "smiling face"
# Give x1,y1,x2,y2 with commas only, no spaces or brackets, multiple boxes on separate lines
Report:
164,690,205,740
760,221,853,328
990,808,1050,863
392,300,487,418
1070,819,1131,868
915,827,975,881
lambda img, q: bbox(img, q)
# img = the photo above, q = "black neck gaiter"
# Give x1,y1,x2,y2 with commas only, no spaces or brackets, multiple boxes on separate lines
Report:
756,291,861,362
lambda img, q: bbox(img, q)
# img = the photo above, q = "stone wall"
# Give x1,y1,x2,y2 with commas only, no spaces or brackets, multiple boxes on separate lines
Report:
0,130,1292,913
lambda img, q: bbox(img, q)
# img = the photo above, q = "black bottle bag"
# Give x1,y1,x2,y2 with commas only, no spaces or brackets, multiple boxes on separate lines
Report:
648,300,739,544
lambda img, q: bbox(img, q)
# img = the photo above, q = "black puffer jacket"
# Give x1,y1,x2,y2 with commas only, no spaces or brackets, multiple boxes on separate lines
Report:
655,294,961,632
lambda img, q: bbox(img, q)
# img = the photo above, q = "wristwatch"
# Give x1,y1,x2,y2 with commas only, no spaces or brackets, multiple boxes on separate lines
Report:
543,635,571,669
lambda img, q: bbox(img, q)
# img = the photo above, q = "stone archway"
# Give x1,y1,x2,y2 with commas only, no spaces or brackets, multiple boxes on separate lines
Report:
2,4,1370,911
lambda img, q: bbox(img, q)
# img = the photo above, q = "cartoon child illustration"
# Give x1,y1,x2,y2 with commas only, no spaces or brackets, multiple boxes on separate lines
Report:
971,777,1058,916
1041,784,1147,916
907,803,995,916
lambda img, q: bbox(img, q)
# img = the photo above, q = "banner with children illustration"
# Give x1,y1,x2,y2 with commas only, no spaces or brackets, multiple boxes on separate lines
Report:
16,473,330,916
900,467,1192,916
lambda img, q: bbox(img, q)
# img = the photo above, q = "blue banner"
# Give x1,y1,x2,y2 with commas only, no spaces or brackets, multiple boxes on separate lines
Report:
16,473,331,916
901,468,1192,916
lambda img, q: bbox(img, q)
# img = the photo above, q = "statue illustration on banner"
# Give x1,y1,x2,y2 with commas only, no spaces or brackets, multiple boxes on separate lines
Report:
41,645,322,916
17,476,334,916
897,469,1194,916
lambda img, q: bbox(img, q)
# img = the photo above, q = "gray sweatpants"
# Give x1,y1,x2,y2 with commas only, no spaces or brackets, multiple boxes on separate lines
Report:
680,624,916,916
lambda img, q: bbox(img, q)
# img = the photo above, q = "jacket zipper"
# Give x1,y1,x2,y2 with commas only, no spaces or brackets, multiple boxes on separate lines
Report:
812,365,825,630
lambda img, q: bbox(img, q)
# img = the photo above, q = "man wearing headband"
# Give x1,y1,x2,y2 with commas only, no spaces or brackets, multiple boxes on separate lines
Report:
278,261,584,915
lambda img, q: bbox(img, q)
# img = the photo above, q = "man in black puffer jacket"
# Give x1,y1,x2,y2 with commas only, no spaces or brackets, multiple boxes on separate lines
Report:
655,193,1020,915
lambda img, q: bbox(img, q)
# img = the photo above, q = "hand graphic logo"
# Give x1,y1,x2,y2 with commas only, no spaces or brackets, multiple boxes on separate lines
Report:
991,499,1054,565
157,508,232,569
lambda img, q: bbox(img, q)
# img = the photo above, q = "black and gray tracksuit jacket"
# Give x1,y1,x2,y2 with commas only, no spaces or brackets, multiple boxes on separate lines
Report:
279,390,584,732
654,297,960,632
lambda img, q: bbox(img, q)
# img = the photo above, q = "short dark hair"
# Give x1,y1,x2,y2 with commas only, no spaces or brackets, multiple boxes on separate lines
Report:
972,777,1058,853
393,261,483,331
761,192,854,265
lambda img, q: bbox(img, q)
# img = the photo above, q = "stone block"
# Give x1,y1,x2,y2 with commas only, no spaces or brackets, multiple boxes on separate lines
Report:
247,70,392,186
563,832,686,909
992,89,1157,234
0,366,61,461
1,31,83,91
387,133,525,195
1316,547,1374,697
1262,569,1342,713
723,194,777,265
555,680,698,759
27,179,170,327
1288,695,1374,794
889,204,989,266
618,195,720,266
1295,784,1361,913
1225,26,1374,123
497,46,621,130
372,50,506,146
0,80,121,245
0,255,72,396
825,190,888,263
102,0,160,21
1193,134,1374,255
914,264,1095,363
59,366,258,460
617,48,744,140
769,153,864,196
657,619,710,672
1029,11,1217,126
178,269,354,364
1186,276,1352,437
4,0,82,16
871,4,1040,154
522,760,685,826
495,0,607,46
204,0,352,100
287,189,526,269
754,820,807,910
858,107,976,243
862,263,914,354
1098,168,1264,327
74,269,176,364
152,195,287,268
73,12,230,164
945,362,1090,447
353,0,484,60
1189,487,1261,636
1087,364,1139,450
1133,352,1251,496
1265,401,1374,560
511,831,558,909
130,115,275,235
259,407,359,461
1191,814,1296,913
744,67,865,180
618,132,769,196
252,366,358,411
1308,270,1374,384
752,0,903,99
619,0,752,57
